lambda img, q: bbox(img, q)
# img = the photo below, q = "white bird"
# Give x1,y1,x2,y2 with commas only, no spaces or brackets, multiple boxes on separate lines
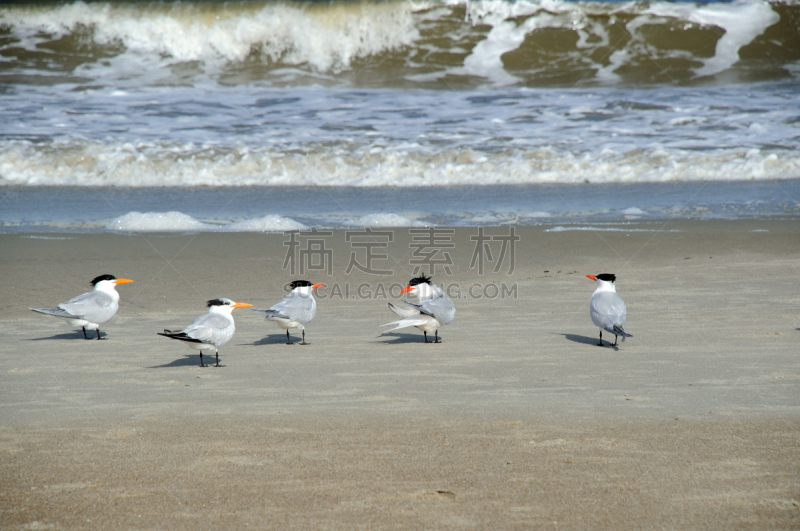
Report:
30,274,134,340
253,280,326,345
158,298,253,367
381,275,455,343
586,273,633,347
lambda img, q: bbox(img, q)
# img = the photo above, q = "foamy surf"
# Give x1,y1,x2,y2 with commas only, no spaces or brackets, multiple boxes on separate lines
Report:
3,140,797,187
107,212,309,233
347,214,427,227
545,226,681,232
2,79,798,188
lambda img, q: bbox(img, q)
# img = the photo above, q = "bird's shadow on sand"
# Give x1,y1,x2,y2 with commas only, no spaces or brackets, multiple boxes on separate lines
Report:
374,332,434,345
560,333,619,351
28,332,105,341
149,355,205,368
252,334,305,346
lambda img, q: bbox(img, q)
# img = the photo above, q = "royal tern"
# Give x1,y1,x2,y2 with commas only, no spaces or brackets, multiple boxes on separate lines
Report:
30,274,134,340
586,273,633,347
253,280,325,345
158,298,253,367
381,275,455,343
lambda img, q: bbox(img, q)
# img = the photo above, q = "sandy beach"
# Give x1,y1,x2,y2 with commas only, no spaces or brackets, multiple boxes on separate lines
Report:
1,221,799,528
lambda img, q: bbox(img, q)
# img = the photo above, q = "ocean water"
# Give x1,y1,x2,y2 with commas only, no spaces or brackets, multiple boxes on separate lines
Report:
0,0,798,232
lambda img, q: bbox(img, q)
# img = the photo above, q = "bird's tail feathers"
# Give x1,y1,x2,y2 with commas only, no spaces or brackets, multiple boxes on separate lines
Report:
157,330,203,344
30,307,74,319
612,325,633,341
381,317,430,333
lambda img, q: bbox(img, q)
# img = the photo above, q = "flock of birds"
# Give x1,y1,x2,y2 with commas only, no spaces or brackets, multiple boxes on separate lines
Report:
30,273,632,367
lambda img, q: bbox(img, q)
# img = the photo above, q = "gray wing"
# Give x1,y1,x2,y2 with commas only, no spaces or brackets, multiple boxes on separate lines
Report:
182,313,232,343
58,290,117,324
387,302,417,318
406,294,455,325
252,309,285,319
590,292,626,333
268,292,316,324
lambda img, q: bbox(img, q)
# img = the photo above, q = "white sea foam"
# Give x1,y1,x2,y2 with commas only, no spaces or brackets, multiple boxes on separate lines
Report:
3,73,797,188
220,216,309,232
621,207,648,216
546,226,681,232
108,212,207,232
107,212,306,232
459,0,616,85
348,214,426,227
452,0,778,85
20,235,77,240
3,140,798,187
645,1,779,77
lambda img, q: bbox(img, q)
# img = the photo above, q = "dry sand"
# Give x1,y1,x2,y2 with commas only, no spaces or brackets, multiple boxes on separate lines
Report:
1,221,799,529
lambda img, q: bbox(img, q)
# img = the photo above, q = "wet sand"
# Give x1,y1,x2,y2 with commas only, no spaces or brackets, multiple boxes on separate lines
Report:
1,221,799,528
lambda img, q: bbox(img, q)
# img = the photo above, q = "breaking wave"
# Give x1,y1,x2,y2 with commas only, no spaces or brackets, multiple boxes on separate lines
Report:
2,138,798,187
0,0,795,88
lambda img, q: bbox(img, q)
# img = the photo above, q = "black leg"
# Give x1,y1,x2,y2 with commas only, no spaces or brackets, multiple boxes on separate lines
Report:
300,329,307,345
82,327,90,340
424,331,430,343
613,335,619,347
434,330,441,343
96,328,104,340
597,330,604,347
286,330,293,345
199,351,206,368
214,349,222,367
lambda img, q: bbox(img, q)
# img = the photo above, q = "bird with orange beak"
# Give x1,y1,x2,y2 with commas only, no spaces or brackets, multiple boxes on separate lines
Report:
253,280,326,345
158,298,253,367
586,273,633,347
30,274,134,340
382,274,455,343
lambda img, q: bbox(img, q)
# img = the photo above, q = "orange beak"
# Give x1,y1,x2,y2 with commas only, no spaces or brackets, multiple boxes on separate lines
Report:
585,274,597,281
312,283,326,290
232,302,253,309
400,285,414,294
114,278,134,284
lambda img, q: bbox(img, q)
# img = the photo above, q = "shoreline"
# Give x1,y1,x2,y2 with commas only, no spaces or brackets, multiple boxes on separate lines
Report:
2,180,799,232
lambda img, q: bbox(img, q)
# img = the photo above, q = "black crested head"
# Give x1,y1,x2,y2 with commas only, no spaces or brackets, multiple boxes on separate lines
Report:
207,298,230,307
91,274,116,285
408,274,432,287
596,273,616,282
290,280,313,290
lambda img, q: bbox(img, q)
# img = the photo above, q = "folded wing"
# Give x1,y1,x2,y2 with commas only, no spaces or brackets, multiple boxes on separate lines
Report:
590,292,627,334
59,291,116,323
262,292,316,324
406,294,455,325
387,302,417,318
